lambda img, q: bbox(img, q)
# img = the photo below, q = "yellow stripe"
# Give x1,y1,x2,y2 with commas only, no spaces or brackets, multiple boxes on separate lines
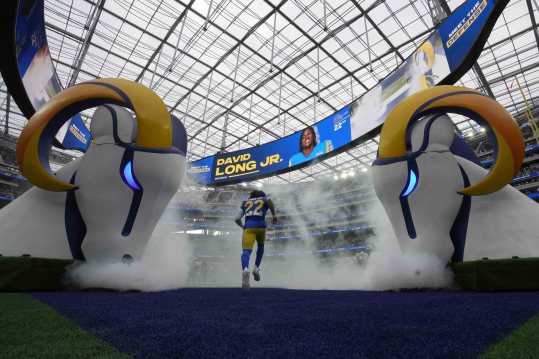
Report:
228,170,260,178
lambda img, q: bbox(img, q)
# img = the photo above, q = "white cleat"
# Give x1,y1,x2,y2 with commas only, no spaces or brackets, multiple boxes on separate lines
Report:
242,268,250,292
253,266,261,282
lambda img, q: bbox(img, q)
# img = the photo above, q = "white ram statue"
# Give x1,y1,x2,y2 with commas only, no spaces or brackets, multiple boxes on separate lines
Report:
0,79,187,262
372,85,539,263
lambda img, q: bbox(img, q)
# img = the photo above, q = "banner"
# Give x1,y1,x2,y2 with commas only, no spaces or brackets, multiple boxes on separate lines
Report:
189,0,507,186
439,0,493,70
188,107,351,184
16,0,90,151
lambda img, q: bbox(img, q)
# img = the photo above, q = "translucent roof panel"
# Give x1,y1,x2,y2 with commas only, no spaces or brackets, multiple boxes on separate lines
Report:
0,0,537,186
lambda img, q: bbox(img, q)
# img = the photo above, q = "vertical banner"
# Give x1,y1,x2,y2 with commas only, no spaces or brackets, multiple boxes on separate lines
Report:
439,0,493,70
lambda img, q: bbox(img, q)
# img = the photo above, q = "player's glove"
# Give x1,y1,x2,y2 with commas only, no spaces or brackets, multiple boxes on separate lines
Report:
272,216,278,224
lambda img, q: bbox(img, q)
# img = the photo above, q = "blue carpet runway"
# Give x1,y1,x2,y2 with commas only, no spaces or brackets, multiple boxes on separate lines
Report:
34,289,539,358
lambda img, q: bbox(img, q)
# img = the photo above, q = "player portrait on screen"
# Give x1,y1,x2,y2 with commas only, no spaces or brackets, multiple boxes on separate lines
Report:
289,126,333,167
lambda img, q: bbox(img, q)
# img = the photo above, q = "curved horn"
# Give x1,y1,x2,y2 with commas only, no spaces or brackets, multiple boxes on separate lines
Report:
414,42,435,89
378,85,524,196
414,42,434,69
16,78,172,192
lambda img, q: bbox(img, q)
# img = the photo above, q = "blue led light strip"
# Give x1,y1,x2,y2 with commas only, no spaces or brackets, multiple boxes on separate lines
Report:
123,161,141,190
402,169,418,197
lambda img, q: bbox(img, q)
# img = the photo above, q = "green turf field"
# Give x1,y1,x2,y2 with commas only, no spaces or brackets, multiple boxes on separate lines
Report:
0,256,73,291
481,311,539,359
2,255,539,358
0,293,129,358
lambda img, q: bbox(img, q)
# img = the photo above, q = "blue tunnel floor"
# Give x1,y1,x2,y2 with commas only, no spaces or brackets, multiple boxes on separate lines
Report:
34,289,539,358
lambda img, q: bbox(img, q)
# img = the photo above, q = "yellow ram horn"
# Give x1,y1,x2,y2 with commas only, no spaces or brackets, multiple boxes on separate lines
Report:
16,78,171,192
378,85,524,196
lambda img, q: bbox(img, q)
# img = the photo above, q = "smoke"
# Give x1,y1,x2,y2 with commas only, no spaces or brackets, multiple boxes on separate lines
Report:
357,200,454,290
64,211,193,292
175,171,454,291
64,169,454,292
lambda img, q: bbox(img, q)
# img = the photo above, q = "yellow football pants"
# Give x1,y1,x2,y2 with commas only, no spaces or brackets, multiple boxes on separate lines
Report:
242,228,266,250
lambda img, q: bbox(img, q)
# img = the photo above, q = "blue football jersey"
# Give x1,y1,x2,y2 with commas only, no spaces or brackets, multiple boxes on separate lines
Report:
241,196,269,228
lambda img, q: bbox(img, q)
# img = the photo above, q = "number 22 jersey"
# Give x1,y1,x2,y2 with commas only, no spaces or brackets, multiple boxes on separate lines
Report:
241,196,269,229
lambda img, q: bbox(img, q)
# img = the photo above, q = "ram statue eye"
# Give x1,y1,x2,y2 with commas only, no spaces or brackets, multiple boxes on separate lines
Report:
122,160,141,190
401,169,418,197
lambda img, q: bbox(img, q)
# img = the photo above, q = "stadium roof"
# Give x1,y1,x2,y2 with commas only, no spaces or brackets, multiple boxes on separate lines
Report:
1,0,538,186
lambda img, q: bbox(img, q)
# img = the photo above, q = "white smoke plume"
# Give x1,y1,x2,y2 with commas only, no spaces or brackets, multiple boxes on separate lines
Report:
64,169,454,292
174,171,454,291
358,200,454,290
64,230,192,291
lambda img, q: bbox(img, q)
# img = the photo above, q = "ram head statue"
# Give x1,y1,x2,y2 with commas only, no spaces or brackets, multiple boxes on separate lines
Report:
0,78,187,262
372,85,539,263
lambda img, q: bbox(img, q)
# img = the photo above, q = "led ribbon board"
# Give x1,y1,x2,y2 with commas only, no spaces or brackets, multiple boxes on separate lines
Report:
187,0,507,186
12,0,91,151
0,0,507,180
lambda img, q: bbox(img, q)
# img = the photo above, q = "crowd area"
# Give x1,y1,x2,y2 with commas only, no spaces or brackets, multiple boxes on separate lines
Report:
0,148,31,207
467,115,539,195
0,134,73,208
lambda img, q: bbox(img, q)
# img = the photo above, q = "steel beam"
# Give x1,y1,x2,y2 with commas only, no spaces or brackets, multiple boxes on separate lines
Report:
68,0,106,86
135,0,196,83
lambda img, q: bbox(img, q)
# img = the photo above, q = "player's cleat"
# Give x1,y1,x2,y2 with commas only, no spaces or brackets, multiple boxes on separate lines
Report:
242,268,250,292
253,266,261,281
